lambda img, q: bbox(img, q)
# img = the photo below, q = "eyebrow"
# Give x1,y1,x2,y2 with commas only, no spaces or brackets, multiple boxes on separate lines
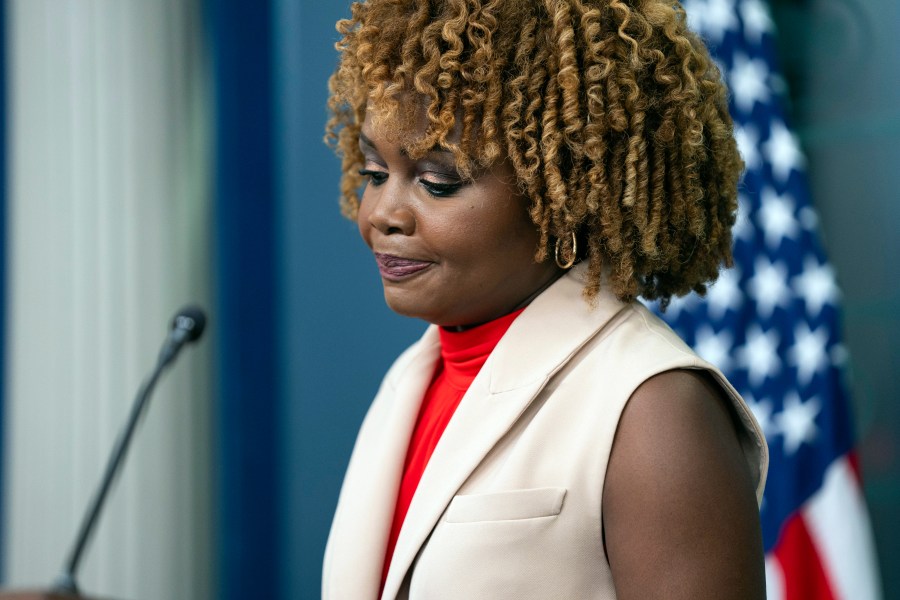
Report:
358,130,376,150
358,130,454,158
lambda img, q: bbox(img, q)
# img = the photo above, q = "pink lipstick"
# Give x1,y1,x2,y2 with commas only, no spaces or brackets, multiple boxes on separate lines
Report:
374,253,432,281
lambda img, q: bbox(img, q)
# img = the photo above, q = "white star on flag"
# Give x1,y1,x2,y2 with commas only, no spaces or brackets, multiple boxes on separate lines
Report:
660,291,700,320
746,395,775,440
730,53,770,114
774,392,821,454
694,325,734,371
739,0,774,43
762,120,806,182
733,194,754,241
682,0,739,43
792,256,840,317
789,322,830,386
704,0,740,42
706,266,742,319
736,324,780,386
735,125,762,171
759,187,799,248
681,0,707,37
747,257,791,318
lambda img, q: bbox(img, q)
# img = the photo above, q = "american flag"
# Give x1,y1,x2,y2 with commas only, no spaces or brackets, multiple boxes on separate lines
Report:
651,1,883,598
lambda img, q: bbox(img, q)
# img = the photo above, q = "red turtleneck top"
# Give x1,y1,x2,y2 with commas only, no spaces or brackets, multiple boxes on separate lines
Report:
381,308,524,586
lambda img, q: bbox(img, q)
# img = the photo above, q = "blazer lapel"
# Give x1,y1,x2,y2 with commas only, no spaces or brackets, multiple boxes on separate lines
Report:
382,266,628,598
325,328,440,600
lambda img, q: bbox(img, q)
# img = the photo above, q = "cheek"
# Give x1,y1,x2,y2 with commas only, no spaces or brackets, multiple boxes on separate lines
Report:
428,218,469,249
449,216,533,272
356,200,372,247
482,199,540,255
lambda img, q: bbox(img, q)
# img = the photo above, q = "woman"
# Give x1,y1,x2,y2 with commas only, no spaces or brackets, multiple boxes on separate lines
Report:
323,1,768,598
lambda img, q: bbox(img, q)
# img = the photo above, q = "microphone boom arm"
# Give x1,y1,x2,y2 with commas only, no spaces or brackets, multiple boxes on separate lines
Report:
53,306,206,595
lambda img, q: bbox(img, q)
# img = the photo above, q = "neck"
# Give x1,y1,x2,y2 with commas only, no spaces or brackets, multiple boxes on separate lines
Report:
445,267,566,332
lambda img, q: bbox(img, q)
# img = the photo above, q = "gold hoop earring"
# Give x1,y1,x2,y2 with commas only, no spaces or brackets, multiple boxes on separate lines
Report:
554,232,577,270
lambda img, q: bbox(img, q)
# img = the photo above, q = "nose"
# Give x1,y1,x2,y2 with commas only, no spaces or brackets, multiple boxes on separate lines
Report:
363,181,416,236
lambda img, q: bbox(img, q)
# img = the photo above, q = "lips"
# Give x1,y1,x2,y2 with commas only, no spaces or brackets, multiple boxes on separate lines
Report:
374,252,433,280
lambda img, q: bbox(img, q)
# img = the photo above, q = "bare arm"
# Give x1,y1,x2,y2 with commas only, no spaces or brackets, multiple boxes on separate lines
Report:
603,369,765,599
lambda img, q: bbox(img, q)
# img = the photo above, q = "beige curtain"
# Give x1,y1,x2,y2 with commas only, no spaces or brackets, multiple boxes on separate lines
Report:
3,1,213,598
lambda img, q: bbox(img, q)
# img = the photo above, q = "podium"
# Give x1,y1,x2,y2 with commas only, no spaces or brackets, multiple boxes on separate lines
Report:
0,595,77,600
0,593,113,600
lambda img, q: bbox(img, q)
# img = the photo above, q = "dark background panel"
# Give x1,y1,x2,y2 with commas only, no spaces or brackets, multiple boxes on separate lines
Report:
208,0,280,598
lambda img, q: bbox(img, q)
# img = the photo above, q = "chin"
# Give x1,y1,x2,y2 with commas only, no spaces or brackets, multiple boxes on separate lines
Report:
383,290,435,322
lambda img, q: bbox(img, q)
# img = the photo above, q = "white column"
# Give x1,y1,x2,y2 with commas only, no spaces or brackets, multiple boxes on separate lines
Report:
4,1,213,598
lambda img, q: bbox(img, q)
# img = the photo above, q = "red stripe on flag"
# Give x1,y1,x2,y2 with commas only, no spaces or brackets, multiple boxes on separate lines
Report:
846,450,862,485
772,513,837,600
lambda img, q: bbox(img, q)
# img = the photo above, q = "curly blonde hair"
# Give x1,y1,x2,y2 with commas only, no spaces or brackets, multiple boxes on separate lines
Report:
326,0,743,305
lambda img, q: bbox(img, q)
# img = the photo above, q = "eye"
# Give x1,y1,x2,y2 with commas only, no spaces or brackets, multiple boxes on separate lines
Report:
358,168,387,187
419,178,464,198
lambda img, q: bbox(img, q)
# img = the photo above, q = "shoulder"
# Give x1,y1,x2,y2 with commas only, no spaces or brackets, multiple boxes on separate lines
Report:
589,302,767,493
602,369,766,599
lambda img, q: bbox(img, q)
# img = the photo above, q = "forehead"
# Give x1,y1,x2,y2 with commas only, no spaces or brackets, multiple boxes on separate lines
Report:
361,94,465,150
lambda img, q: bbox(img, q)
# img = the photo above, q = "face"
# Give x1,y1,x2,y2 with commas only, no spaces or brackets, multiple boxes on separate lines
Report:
357,115,562,328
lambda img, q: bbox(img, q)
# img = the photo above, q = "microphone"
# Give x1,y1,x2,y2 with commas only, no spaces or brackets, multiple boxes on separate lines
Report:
53,305,208,595
158,305,207,368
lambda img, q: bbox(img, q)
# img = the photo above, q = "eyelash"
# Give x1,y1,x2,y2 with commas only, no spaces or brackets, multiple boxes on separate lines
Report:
357,169,464,198
358,169,387,186
420,180,463,198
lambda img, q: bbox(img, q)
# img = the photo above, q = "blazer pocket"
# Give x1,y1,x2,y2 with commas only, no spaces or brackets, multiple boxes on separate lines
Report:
444,487,567,523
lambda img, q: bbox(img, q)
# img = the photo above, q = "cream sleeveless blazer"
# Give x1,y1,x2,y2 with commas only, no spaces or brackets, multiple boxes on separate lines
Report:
323,264,768,600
